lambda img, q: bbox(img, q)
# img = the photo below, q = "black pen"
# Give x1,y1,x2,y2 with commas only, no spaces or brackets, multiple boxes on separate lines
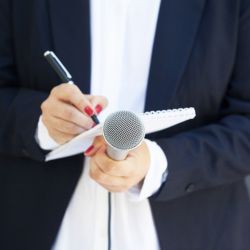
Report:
44,51,100,124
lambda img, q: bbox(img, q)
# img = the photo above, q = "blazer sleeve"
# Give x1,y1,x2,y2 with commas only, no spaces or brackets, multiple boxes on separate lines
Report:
152,0,250,202
0,0,48,161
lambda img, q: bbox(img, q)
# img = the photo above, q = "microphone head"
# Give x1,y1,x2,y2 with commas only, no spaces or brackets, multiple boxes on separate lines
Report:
103,111,145,151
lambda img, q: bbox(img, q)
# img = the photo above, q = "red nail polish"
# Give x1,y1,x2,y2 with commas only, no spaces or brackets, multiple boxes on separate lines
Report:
85,145,94,154
95,104,103,114
84,106,94,116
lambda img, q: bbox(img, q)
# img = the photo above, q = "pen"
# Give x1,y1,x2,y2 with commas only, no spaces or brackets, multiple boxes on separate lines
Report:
44,51,100,124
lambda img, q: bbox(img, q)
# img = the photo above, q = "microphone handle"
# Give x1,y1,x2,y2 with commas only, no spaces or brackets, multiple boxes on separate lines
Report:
106,146,129,161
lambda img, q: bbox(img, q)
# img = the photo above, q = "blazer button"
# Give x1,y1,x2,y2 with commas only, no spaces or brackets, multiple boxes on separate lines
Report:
185,183,195,192
22,149,29,157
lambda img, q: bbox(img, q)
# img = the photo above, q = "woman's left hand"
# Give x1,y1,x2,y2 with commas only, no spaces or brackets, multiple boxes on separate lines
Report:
85,136,150,192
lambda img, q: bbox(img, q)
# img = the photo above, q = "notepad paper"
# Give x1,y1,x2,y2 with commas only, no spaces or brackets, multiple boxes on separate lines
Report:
45,107,196,161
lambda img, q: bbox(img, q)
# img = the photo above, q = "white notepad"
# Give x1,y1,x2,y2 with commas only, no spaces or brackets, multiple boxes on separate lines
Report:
45,107,196,161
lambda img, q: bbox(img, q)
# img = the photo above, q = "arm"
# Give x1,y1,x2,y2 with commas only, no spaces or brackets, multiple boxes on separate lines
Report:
152,0,250,201
0,0,49,161
0,1,107,161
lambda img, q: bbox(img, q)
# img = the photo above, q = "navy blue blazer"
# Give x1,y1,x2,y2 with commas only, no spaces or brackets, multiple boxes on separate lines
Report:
1,0,250,249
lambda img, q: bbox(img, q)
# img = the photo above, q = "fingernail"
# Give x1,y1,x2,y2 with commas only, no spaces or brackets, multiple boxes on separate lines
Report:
95,104,103,114
84,145,94,154
84,106,94,116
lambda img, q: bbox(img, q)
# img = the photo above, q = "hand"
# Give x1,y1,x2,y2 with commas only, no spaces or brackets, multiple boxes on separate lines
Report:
85,136,150,192
41,84,108,144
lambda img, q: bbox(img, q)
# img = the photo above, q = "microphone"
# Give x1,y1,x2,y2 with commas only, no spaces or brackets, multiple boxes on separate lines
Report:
103,111,145,161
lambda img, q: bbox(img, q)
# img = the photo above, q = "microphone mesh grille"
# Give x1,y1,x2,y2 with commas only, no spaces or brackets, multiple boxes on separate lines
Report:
103,111,145,150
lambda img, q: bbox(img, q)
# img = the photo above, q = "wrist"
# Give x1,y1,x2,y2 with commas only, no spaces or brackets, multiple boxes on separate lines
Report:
35,115,60,150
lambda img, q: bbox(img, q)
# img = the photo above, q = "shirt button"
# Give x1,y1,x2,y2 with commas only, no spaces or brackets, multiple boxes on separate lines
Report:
185,183,195,193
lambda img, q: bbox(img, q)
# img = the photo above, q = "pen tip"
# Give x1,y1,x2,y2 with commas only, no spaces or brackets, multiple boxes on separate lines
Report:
91,114,100,125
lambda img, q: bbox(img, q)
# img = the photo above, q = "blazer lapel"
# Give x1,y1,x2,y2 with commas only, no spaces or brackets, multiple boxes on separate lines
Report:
48,0,91,94
145,0,207,111
48,0,206,107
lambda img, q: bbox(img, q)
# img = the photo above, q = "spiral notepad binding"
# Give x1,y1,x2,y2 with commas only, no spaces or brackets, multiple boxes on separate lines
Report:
139,107,196,134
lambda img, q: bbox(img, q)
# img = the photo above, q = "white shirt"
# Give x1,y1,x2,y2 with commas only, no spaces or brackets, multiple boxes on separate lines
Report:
37,0,168,249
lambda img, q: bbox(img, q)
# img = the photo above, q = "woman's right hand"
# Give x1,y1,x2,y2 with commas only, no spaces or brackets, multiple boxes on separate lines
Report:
41,83,108,144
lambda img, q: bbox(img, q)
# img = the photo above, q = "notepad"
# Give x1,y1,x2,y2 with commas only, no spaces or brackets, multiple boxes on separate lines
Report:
45,107,196,161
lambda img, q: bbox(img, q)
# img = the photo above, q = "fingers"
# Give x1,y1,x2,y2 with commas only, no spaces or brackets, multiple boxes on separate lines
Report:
88,141,150,193
84,136,105,157
42,99,94,129
86,138,134,177
42,115,86,135
89,146,135,191
89,157,132,192
84,137,127,174
90,161,127,186
51,84,93,115
52,85,108,117
94,148,133,177
86,95,108,115
41,83,109,145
